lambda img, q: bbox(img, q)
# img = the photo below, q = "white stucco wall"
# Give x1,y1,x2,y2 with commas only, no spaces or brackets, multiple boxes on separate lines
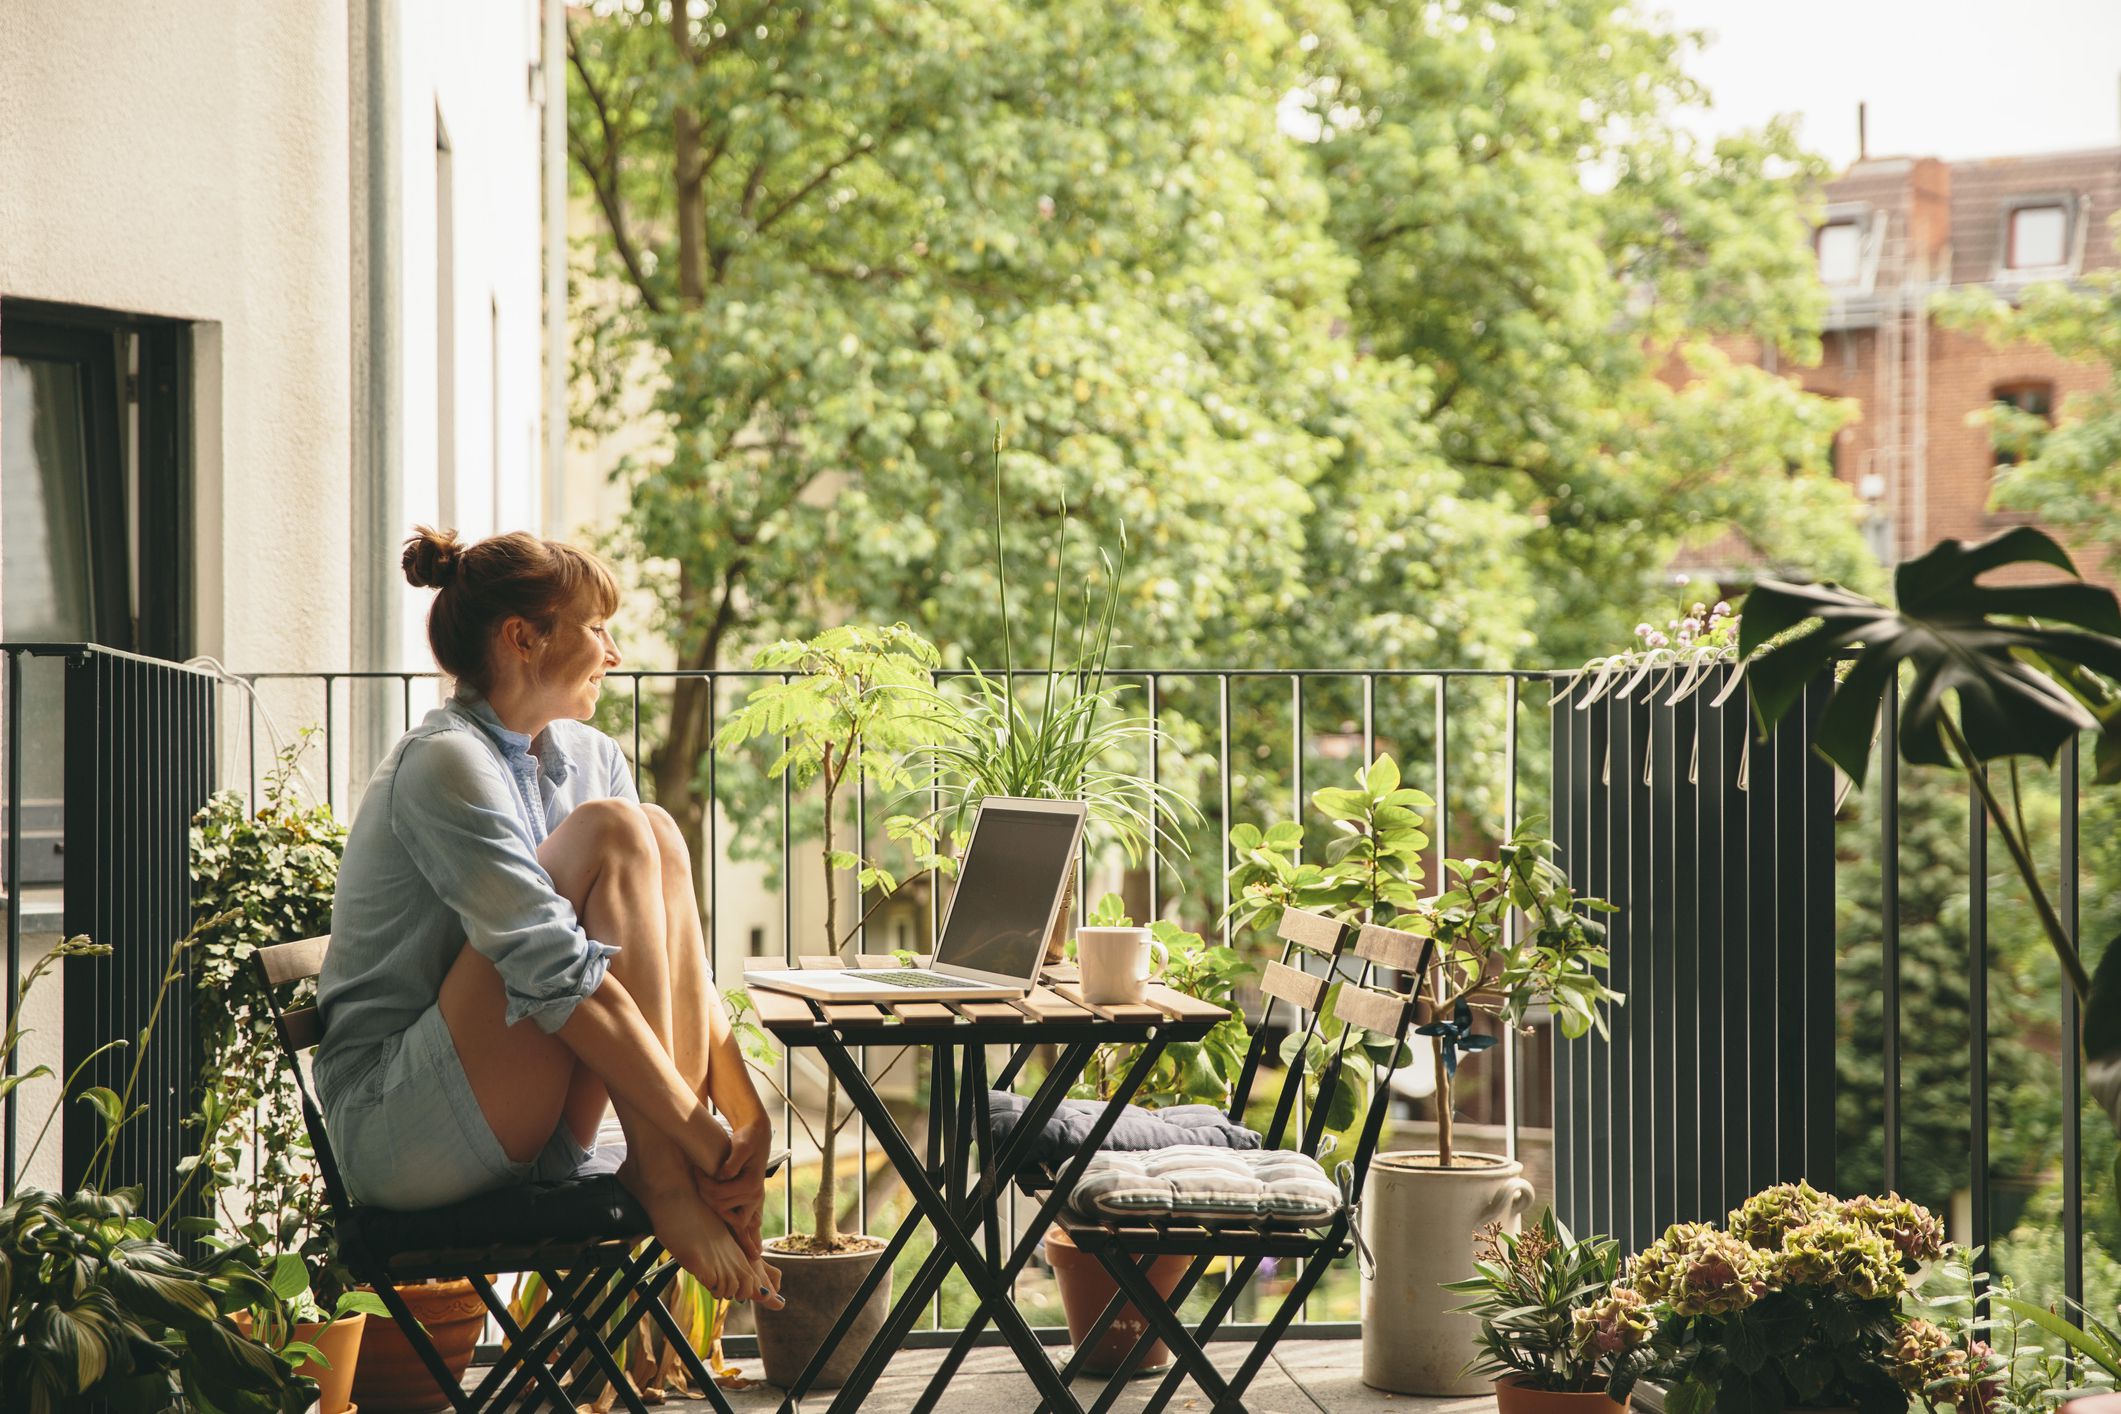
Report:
0,2,356,674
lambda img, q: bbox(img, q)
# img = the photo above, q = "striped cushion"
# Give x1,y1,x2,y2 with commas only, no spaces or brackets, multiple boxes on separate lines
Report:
1067,1146,1344,1227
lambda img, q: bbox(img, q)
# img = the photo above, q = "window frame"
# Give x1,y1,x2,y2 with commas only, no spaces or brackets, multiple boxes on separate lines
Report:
1990,379,2057,472
1,300,191,657
1995,193,2081,280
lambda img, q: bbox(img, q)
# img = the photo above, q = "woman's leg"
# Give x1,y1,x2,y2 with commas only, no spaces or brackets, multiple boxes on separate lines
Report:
438,798,760,1298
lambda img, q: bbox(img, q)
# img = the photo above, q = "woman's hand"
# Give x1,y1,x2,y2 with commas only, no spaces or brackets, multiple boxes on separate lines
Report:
695,1117,771,1260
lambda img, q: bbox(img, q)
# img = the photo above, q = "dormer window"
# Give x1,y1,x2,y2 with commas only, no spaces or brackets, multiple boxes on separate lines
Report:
1816,220,1863,286
2008,203,2069,269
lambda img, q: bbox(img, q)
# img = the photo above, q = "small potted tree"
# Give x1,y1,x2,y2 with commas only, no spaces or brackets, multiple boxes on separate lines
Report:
1227,754,1621,1396
1443,1207,1632,1412
713,623,957,1389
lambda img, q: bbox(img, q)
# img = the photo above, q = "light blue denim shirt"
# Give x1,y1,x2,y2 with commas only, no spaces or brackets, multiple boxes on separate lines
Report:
313,687,638,1108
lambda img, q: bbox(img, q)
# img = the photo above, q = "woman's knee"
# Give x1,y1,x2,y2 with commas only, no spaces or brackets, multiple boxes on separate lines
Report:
557,797,659,867
639,803,693,876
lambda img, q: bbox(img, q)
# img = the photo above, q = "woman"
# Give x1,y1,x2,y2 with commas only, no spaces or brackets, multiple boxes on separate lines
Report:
313,526,781,1306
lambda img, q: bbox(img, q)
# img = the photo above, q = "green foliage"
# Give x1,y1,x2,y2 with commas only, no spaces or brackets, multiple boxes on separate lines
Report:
1741,530,2121,1150
565,0,1873,873
1275,984,1412,1169
1069,898,1252,1110
905,456,1201,871
1936,228,2121,578
1227,754,1618,1164
183,732,349,1308
0,936,305,1414
1441,1207,1624,1392
0,1186,304,1414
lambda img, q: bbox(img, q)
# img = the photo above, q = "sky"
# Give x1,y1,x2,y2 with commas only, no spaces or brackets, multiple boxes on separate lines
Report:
1649,0,2121,169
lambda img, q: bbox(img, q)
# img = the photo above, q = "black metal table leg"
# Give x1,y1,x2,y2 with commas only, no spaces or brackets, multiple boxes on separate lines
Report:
813,1041,1087,1414
908,1036,1174,1414
786,1037,1096,1411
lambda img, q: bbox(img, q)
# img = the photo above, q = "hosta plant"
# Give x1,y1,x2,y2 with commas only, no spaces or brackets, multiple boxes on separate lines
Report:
1599,1183,1952,1413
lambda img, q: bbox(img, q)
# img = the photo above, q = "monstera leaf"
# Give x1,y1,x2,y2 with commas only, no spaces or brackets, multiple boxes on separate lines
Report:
1740,527,2121,1133
1739,528,2121,789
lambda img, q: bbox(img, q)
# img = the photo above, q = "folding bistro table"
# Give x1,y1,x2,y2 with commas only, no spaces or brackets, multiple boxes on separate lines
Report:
745,954,1229,1414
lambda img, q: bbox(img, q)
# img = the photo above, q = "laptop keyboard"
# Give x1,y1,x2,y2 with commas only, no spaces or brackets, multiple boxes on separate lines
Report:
865,970,977,989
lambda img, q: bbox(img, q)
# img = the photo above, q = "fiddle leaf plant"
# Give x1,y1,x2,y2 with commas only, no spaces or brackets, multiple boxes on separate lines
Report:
1228,754,1618,1167
714,623,959,1253
1737,527,2121,1136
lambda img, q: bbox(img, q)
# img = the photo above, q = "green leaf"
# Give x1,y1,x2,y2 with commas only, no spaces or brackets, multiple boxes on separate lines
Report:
79,1086,125,1131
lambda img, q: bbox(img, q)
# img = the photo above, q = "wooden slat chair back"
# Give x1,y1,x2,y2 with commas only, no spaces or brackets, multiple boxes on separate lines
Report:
1044,907,1436,1414
248,935,740,1414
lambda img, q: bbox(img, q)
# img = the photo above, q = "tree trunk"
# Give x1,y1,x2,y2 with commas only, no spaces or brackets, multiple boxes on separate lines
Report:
1433,1036,1455,1167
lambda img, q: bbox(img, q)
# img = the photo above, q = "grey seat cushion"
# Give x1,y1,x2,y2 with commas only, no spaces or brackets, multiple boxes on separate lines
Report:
1067,1147,1345,1227
987,1091,1261,1166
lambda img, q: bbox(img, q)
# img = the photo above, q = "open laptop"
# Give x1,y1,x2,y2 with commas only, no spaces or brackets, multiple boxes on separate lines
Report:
744,796,1087,1003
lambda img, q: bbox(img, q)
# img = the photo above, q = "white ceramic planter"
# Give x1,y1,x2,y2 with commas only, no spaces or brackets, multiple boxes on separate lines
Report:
1359,1150,1536,1396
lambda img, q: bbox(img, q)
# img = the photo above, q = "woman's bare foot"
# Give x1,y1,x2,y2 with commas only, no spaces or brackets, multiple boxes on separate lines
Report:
621,1158,755,1300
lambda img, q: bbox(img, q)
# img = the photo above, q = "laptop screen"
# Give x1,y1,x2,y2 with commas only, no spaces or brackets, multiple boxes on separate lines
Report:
935,803,1082,979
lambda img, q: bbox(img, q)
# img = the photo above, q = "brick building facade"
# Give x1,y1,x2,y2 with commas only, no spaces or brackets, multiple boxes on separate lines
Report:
1729,146,2119,580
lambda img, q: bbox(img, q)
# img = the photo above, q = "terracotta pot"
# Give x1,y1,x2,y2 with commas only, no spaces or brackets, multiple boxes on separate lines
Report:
232,1309,368,1414
1359,1150,1536,1396
753,1238,894,1390
1495,1372,1628,1414
1633,1382,1845,1413
1044,1225,1192,1376
349,1279,486,1414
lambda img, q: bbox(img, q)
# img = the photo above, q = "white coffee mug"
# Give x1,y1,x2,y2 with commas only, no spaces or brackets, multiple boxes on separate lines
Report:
1076,926,1168,1006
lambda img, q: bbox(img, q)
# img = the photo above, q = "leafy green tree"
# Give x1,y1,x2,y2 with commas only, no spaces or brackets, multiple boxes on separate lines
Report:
1303,0,1879,663
1937,234,2121,575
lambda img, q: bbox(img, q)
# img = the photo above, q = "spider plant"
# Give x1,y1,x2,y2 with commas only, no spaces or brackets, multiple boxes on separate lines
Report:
905,437,1199,875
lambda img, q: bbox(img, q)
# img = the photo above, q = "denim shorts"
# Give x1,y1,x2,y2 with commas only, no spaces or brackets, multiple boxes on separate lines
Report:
319,1002,609,1210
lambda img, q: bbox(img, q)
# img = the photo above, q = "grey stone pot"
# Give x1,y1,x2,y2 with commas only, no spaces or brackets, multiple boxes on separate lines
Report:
752,1239,894,1391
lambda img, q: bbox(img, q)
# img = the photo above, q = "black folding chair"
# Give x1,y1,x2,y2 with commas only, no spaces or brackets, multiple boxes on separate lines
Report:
1034,907,1434,1414
252,934,770,1414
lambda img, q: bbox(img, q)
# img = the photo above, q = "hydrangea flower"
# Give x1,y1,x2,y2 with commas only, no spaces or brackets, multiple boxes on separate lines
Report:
1572,1285,1654,1357
1839,1193,1946,1266
1667,1230,1767,1317
1624,1222,1719,1302
1727,1180,1831,1249
1888,1318,1958,1394
1771,1217,1905,1300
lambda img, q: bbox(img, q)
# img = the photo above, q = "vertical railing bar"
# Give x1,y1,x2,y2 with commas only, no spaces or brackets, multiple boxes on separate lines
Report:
402,672,413,734
856,760,870,1240
1432,676,1448,883
930,669,944,1332
247,688,259,806
323,673,336,812
1969,767,1990,1269
1147,673,1161,922
1219,674,1233,951
5,650,23,1196
631,675,643,794
1502,674,1519,1163
1881,678,1901,1194
2061,734,2083,1312
1291,674,1305,1149
779,673,795,1231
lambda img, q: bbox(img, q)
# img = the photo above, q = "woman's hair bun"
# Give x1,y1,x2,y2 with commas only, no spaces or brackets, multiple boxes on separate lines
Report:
402,525,463,589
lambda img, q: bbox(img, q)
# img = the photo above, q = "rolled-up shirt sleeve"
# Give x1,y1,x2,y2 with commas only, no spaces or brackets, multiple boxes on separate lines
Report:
389,732,617,1032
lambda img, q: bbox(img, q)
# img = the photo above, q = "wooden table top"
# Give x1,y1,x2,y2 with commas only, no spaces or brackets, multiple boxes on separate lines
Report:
740,953,1231,1040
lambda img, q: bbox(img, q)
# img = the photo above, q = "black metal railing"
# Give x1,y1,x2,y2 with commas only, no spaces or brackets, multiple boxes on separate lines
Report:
1,644,217,1226
3,651,2104,1336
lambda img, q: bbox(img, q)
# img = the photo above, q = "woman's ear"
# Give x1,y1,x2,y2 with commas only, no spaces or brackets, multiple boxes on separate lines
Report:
499,615,540,662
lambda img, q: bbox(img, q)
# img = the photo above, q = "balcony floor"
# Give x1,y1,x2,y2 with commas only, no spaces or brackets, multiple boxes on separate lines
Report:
634,1339,1497,1412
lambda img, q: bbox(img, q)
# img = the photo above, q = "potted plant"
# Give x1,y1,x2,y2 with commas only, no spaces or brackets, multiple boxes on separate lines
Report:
713,622,958,1389
906,442,1200,960
1600,1182,1953,1413
1227,752,1621,1395
0,931,312,1414
183,733,389,1413
1442,1207,1630,1412
1042,895,1254,1374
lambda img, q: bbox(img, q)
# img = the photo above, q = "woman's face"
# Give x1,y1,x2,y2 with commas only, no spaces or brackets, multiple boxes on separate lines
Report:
534,603,621,723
